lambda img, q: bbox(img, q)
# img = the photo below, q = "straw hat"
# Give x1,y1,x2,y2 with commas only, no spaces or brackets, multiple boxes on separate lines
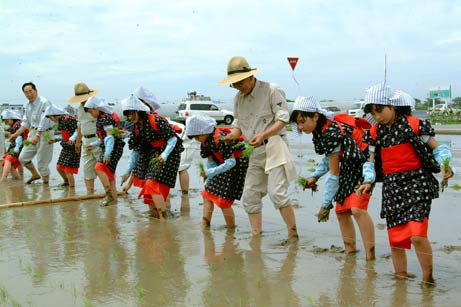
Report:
218,56,262,85
67,82,100,104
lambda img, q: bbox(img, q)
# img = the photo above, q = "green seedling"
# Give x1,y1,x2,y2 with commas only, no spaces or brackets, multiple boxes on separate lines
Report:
297,177,308,188
149,155,162,170
233,142,254,158
136,287,145,299
23,140,32,146
198,162,205,172
111,127,121,136
43,132,50,141
451,183,461,191
297,176,318,196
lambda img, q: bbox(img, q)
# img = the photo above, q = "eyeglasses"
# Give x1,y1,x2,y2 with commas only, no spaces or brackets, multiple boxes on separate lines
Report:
230,79,245,88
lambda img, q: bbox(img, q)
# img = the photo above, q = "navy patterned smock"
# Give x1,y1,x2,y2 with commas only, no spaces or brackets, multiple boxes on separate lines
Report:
56,115,81,170
138,114,184,188
362,114,439,229
96,113,126,174
5,120,23,158
200,129,249,202
312,121,369,205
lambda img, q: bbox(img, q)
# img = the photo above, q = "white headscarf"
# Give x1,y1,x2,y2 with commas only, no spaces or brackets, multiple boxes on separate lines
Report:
44,104,67,117
1,109,22,120
121,94,150,113
185,115,216,136
364,82,415,111
133,86,160,111
292,96,333,120
84,96,113,114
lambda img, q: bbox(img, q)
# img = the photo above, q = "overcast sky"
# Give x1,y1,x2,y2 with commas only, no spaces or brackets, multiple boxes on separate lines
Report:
1,0,461,107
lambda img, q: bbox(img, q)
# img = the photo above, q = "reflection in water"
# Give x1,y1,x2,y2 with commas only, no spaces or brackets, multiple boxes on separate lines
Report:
82,205,130,303
1,182,26,204
202,231,247,306
19,203,59,287
135,221,188,306
337,257,377,306
390,279,409,307
244,237,301,306
59,203,84,262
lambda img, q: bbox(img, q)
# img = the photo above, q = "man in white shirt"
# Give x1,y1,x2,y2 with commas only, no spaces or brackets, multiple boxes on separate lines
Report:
9,82,54,184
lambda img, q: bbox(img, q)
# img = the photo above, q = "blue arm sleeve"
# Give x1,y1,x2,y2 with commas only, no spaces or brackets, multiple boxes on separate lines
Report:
125,150,140,175
207,160,217,169
322,173,339,208
69,130,78,142
433,144,452,165
433,144,455,174
103,135,115,158
90,139,101,147
160,137,177,161
14,136,23,152
206,158,236,179
362,162,376,183
308,156,329,179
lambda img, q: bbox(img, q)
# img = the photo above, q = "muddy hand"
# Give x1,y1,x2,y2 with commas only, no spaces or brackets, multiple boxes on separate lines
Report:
222,134,236,144
440,178,448,192
317,204,333,223
120,174,130,186
306,182,318,196
200,170,207,181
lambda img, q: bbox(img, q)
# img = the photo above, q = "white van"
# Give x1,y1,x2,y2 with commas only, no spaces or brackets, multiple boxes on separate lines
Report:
348,101,366,118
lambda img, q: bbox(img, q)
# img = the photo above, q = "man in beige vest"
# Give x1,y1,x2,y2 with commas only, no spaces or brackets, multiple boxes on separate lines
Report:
67,82,102,194
218,56,298,243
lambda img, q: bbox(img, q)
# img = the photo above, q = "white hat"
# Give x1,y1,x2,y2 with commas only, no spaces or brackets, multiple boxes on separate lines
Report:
84,96,113,114
292,96,333,119
44,104,67,117
1,109,22,120
390,90,416,111
133,86,160,111
364,82,394,107
185,115,216,136
122,94,150,113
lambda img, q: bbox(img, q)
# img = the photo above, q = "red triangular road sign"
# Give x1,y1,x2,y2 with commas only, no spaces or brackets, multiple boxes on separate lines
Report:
287,57,299,71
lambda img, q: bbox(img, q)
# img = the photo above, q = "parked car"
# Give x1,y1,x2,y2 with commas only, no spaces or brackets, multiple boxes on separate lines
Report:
347,101,366,118
427,104,453,113
176,92,234,125
324,106,343,114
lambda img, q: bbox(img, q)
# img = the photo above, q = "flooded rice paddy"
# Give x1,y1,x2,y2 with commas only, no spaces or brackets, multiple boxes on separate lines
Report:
0,132,461,306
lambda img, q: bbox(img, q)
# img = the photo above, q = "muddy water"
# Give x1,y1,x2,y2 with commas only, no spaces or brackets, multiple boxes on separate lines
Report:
0,133,461,306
